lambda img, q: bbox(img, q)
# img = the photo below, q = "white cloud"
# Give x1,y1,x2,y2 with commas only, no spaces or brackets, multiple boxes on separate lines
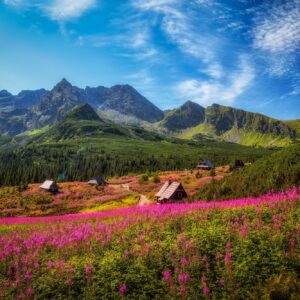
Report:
132,32,149,48
253,0,300,78
45,0,97,21
253,2,300,54
134,0,178,10
175,56,255,106
134,0,216,64
4,0,98,21
202,63,223,79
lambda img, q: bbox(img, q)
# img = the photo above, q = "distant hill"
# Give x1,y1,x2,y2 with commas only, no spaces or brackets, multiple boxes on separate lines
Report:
160,101,205,131
200,142,300,200
173,103,297,147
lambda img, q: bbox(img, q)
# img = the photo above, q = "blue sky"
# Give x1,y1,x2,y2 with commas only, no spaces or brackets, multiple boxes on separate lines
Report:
0,0,300,120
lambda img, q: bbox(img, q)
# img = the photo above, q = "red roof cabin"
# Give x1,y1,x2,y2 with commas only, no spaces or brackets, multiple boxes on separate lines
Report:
156,180,187,204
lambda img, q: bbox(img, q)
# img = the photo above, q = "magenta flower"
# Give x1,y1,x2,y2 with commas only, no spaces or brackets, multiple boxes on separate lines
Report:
163,270,171,282
119,284,127,294
179,273,190,284
226,241,231,249
26,288,33,296
181,257,188,266
85,265,92,275
25,271,30,281
203,286,210,296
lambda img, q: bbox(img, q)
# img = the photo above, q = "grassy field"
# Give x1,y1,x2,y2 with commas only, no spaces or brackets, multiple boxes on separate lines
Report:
0,168,229,217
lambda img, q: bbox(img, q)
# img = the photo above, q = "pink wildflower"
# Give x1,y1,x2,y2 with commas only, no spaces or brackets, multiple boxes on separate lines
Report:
181,257,188,266
163,270,171,282
86,265,92,274
26,288,33,296
203,286,210,296
119,284,127,294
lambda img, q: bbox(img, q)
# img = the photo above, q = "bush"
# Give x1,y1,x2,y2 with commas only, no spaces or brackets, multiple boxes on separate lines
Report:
138,174,149,184
152,174,160,183
195,172,202,179
209,168,216,177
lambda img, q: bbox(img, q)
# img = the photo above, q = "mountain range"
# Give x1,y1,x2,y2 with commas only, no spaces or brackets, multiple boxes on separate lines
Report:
0,79,298,147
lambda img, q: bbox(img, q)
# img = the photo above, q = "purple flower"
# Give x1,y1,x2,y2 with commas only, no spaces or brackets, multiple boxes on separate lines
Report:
26,288,33,296
163,270,171,282
181,257,188,266
203,286,210,295
85,265,92,275
119,284,127,294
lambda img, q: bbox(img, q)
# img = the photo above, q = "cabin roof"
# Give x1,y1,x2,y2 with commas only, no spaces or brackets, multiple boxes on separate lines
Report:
197,160,213,168
155,180,171,197
157,181,184,201
88,176,107,185
40,180,57,190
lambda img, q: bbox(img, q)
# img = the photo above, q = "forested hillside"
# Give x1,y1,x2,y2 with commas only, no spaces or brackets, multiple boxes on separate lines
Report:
200,142,300,200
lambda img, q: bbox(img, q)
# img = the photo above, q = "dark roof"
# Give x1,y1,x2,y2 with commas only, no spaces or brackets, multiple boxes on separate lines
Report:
197,160,213,168
88,176,107,185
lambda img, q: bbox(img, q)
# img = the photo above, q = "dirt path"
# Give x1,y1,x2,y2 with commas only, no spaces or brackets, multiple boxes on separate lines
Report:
110,183,152,206
138,194,153,206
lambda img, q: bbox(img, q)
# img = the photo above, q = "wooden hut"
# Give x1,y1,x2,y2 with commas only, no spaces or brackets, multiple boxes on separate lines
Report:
156,180,187,204
197,160,213,170
88,176,107,186
40,180,59,194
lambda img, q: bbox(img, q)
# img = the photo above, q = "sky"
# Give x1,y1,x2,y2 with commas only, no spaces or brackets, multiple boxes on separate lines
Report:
0,0,300,120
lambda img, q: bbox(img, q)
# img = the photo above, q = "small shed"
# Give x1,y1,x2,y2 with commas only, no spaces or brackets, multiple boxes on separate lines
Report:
40,180,59,194
197,160,213,170
88,176,107,186
156,180,187,204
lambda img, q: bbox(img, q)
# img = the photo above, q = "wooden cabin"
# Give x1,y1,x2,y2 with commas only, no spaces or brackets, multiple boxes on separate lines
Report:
40,180,59,194
156,180,187,204
197,160,213,170
88,176,107,186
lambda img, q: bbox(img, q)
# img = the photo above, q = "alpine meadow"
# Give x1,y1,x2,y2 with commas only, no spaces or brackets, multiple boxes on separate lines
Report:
1,0,300,299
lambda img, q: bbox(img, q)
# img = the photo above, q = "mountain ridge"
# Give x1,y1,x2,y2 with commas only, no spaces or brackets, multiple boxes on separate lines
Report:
0,79,298,147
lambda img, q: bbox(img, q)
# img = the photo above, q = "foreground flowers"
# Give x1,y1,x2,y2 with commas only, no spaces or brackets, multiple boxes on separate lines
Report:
0,188,299,299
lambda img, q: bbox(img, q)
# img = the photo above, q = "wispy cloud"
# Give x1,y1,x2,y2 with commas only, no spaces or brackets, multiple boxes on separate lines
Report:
253,1,300,54
4,0,98,21
253,0,300,77
175,56,255,106
134,0,216,64
45,0,97,21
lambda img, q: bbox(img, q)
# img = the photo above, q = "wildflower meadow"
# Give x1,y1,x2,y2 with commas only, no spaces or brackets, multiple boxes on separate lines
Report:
0,188,300,299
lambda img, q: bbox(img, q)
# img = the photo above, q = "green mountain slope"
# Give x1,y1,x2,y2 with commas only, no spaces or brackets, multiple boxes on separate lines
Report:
160,101,205,131
284,120,300,135
200,142,300,200
172,104,296,147
0,105,272,186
